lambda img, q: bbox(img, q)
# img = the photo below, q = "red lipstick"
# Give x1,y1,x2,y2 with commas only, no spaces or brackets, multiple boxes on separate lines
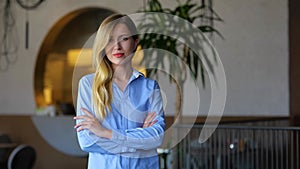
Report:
113,53,125,58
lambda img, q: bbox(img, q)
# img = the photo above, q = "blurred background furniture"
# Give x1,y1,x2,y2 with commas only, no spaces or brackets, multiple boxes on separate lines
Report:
7,144,36,169
0,134,36,169
0,133,13,168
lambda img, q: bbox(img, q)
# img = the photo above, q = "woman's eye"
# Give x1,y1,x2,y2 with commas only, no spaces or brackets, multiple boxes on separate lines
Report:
108,38,114,43
122,37,129,41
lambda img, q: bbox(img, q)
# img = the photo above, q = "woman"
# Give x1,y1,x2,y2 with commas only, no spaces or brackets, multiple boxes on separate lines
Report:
74,14,165,169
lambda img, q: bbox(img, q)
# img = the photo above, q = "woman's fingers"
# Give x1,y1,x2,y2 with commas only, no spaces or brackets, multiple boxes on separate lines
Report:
148,119,158,127
145,112,156,123
74,108,96,131
143,112,157,128
74,121,87,131
74,115,92,123
74,122,86,132
74,115,87,120
74,108,95,121
143,113,152,125
74,116,99,132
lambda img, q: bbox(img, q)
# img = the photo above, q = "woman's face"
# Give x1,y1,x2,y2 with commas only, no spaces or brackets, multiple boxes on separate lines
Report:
105,23,138,66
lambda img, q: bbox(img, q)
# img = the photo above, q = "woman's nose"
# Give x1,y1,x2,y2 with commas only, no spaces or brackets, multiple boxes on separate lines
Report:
112,41,121,49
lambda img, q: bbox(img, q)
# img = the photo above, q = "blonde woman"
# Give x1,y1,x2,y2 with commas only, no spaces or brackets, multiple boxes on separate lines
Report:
74,14,165,169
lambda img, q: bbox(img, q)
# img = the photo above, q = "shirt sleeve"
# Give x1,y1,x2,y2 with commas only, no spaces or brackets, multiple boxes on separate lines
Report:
76,76,136,154
111,81,166,150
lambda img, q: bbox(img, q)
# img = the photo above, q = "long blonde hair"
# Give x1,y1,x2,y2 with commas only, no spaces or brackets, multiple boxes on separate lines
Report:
92,14,138,120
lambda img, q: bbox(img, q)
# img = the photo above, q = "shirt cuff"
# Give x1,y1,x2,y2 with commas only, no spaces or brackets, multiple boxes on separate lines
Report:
111,130,126,142
112,130,136,153
122,146,136,153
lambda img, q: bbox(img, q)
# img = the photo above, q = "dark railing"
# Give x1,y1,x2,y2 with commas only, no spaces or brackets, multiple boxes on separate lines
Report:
174,123,300,169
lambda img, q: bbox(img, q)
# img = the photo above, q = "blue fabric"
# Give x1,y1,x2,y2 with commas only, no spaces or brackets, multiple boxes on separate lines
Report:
76,69,165,169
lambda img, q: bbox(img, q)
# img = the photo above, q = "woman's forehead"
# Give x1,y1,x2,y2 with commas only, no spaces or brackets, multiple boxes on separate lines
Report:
110,23,132,37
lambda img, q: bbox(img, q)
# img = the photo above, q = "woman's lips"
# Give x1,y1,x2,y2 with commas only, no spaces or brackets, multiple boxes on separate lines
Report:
113,53,125,58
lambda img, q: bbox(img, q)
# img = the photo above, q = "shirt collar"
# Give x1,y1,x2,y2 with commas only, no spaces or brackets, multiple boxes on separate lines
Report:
128,69,144,83
132,69,144,78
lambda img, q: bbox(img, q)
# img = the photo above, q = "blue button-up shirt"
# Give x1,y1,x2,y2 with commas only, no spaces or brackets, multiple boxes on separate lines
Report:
76,69,165,169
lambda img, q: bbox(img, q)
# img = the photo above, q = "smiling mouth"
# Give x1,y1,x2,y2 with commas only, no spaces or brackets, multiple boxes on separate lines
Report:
113,53,125,58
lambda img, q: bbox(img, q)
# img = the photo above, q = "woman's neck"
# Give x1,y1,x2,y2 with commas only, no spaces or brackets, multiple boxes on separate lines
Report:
112,64,133,81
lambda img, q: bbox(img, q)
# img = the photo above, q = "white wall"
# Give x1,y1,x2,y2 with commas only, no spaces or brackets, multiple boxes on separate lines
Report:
214,0,289,116
154,0,289,117
0,0,289,116
0,0,144,114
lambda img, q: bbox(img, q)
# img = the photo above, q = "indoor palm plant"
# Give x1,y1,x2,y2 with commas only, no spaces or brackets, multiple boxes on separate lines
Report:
137,0,223,122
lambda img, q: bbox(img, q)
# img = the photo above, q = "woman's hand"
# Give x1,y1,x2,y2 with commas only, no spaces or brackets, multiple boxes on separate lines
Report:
142,112,158,128
74,108,112,139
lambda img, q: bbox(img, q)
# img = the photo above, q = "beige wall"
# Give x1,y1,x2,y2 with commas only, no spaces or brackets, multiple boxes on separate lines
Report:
0,0,289,116
0,0,160,114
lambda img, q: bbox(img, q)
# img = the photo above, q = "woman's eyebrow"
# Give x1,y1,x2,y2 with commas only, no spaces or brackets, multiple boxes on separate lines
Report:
118,34,131,37
110,34,131,39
